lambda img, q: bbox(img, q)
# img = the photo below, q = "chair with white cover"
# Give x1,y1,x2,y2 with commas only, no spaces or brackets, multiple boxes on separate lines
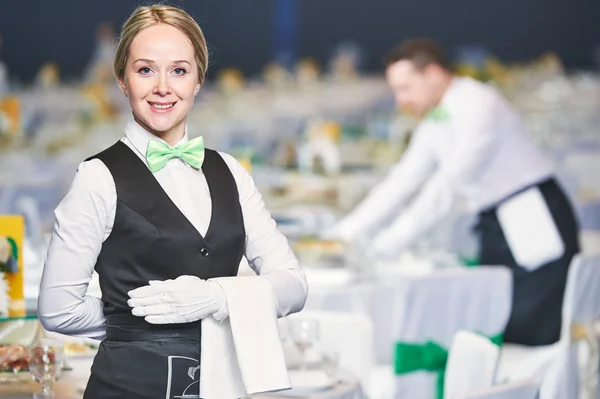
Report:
538,342,579,399
497,253,600,399
393,267,512,399
444,330,501,399
453,379,540,399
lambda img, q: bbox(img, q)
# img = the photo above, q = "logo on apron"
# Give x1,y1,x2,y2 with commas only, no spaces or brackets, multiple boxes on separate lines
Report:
166,356,200,399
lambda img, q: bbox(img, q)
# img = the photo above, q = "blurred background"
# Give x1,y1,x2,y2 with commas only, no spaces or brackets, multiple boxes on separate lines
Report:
0,0,599,398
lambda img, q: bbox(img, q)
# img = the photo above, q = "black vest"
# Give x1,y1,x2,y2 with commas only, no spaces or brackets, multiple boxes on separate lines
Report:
87,141,246,316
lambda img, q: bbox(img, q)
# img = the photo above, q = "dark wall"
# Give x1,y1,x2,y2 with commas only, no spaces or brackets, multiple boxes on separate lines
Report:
0,0,598,83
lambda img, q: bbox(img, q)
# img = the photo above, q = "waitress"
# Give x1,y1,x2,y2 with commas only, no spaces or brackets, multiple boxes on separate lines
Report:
37,4,307,398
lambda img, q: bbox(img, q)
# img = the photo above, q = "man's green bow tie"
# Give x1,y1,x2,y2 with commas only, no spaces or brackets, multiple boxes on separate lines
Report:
145,136,205,173
425,107,450,122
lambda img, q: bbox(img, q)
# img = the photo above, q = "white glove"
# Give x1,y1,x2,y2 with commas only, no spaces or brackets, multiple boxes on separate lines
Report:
371,230,408,260
127,275,228,324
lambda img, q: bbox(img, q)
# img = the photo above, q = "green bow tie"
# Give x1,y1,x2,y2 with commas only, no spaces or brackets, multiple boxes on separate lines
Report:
425,106,450,122
145,136,205,173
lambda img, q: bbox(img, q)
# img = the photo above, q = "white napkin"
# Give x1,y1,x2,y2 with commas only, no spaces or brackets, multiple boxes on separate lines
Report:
497,186,565,270
200,276,291,398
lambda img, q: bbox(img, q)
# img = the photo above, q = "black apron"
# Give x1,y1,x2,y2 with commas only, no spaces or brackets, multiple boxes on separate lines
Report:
82,142,246,398
476,178,580,346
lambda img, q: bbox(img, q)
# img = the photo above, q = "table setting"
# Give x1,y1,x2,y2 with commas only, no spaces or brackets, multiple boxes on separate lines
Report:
0,314,365,399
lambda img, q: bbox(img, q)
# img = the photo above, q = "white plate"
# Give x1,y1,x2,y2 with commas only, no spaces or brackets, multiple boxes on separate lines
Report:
62,340,99,358
278,388,331,397
277,370,334,396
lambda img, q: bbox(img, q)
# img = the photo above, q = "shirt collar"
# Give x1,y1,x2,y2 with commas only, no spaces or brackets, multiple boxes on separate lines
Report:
439,76,467,109
422,76,468,122
125,117,189,158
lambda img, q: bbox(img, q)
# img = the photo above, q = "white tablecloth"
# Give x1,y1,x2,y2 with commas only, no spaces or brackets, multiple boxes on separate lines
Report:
304,265,512,365
254,371,365,399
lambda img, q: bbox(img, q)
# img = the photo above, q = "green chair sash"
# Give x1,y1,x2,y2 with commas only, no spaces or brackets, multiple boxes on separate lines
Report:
394,333,503,399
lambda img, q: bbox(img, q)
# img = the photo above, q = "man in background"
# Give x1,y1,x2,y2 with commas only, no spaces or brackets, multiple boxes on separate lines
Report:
328,38,580,346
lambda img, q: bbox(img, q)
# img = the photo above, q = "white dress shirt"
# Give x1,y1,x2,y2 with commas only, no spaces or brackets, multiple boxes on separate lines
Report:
336,77,555,254
38,119,308,340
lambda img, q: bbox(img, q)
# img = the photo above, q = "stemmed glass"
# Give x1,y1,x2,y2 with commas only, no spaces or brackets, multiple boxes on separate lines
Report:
289,319,319,370
28,338,64,398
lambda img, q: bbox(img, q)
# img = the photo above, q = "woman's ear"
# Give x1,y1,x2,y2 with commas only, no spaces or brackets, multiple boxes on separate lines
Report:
118,77,129,97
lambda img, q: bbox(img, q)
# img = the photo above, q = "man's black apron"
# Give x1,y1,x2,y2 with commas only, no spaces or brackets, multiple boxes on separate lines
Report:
476,178,580,346
82,142,246,398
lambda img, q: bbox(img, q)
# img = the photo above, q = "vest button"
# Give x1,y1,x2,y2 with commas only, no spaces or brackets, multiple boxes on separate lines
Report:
199,248,210,257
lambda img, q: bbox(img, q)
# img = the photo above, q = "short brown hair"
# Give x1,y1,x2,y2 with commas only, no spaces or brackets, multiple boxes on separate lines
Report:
114,4,209,84
383,38,449,71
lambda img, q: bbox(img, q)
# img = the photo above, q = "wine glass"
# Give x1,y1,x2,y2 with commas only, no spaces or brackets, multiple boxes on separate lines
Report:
289,319,319,370
28,338,64,398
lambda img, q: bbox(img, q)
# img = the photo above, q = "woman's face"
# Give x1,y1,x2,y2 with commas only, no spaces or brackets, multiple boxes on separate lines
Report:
119,23,200,143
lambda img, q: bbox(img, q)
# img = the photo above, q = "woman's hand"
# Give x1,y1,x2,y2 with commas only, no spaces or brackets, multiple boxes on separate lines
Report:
127,275,228,324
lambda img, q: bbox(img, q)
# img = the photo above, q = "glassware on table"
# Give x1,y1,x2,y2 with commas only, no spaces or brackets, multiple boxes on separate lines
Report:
344,234,378,282
289,319,320,370
320,349,340,378
28,338,64,398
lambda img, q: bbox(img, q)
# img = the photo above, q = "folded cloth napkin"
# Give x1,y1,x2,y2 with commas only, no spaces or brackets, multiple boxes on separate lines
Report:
200,276,291,398
497,186,565,270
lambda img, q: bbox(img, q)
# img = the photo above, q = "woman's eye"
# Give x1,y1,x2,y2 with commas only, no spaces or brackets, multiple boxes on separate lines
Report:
173,68,187,75
138,67,152,74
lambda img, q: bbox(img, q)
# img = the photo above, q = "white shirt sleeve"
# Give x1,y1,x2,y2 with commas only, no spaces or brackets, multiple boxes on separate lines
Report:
372,170,455,254
334,126,437,240
373,97,500,254
220,153,308,318
38,159,115,340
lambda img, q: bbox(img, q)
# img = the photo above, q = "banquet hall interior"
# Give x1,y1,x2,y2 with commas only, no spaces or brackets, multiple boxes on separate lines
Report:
0,0,599,398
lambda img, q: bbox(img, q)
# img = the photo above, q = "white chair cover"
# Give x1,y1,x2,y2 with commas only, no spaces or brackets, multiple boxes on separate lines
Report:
444,331,501,399
538,343,578,399
562,254,600,336
393,267,512,399
498,253,600,398
454,379,540,399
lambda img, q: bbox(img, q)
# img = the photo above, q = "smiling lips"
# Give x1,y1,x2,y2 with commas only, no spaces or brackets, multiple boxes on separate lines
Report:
148,101,176,113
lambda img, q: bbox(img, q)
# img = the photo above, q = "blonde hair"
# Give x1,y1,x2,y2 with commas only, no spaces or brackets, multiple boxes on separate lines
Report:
114,4,208,84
